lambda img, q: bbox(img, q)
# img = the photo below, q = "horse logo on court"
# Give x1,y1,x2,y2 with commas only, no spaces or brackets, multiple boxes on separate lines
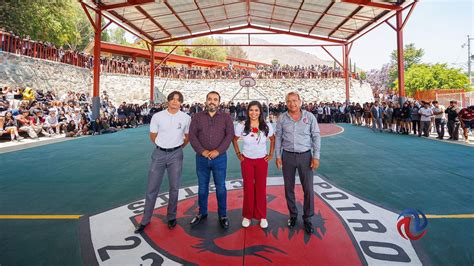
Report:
397,209,428,240
80,176,426,265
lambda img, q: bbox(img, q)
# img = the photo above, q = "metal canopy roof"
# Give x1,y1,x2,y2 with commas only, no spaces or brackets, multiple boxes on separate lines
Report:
81,0,413,44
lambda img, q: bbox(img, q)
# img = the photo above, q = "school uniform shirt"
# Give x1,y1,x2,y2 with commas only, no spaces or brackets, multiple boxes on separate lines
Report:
458,108,474,121
44,115,59,126
234,122,274,159
150,109,191,149
419,107,433,122
432,105,446,119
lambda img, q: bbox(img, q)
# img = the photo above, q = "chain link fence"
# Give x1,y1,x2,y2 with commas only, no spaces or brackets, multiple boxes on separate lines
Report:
436,91,474,108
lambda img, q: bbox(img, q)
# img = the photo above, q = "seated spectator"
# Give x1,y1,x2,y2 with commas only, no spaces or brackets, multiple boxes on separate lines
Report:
72,109,82,129
110,116,123,129
2,111,24,142
65,120,81,138
44,109,60,135
101,117,118,134
0,93,9,116
91,118,103,135
30,109,51,137
57,110,68,133
79,117,90,135
16,110,39,139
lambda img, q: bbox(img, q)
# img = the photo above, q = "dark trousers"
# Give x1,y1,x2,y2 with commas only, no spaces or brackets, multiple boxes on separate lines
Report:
421,121,431,137
281,150,314,221
435,118,446,139
317,114,323,123
412,120,420,135
447,120,460,140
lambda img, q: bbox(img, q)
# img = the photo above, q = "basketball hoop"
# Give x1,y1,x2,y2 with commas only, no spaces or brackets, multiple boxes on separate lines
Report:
239,76,256,87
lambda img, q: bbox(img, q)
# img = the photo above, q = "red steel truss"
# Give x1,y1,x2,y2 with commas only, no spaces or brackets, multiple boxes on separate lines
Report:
79,0,417,115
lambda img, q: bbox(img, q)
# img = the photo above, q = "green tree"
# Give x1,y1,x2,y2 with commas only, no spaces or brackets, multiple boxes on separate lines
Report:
271,59,279,65
359,71,367,80
132,40,187,56
65,3,94,50
0,1,94,50
390,43,424,70
401,63,469,96
227,46,248,59
109,28,129,45
155,42,187,55
191,37,227,61
101,27,110,43
389,43,425,88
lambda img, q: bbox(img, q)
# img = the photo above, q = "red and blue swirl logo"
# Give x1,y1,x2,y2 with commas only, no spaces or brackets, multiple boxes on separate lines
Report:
397,209,428,240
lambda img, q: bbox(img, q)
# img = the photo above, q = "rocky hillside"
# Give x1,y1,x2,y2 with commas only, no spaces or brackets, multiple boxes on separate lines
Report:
225,37,334,66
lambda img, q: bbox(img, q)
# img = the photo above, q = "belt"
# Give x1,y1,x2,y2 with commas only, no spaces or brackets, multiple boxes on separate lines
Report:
283,150,310,154
157,146,181,152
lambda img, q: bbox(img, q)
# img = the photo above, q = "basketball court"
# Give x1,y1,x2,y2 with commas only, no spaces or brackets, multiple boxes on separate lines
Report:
1,124,473,265
2,0,473,265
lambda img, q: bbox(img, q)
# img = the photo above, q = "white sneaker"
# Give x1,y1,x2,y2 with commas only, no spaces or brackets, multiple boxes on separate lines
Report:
260,219,268,229
242,218,251,228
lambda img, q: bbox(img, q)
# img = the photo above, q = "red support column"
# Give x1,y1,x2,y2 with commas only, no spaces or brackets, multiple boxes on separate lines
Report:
396,10,406,103
150,44,155,103
344,44,350,103
93,12,101,98
92,11,102,120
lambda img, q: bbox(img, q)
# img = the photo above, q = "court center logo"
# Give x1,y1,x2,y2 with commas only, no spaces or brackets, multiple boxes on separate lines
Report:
397,209,428,240
80,176,425,265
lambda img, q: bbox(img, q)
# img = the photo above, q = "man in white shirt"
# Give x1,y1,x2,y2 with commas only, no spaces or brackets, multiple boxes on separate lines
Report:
135,91,191,233
418,101,434,137
432,100,446,139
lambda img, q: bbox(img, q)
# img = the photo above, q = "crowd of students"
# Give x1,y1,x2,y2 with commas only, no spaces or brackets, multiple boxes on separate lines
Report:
0,87,153,142
2,83,472,144
349,100,473,143
1,30,360,81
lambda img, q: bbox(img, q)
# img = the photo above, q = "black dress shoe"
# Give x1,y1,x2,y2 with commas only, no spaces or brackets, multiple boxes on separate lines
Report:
219,216,229,229
134,224,147,233
168,219,177,229
304,220,314,234
287,217,297,228
190,214,207,226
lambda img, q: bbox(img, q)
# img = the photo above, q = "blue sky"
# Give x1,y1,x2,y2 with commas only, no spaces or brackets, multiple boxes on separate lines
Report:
122,0,473,71
230,0,474,71
348,0,474,71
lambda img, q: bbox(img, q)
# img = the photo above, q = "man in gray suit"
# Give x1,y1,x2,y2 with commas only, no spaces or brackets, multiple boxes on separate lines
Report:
371,101,384,132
